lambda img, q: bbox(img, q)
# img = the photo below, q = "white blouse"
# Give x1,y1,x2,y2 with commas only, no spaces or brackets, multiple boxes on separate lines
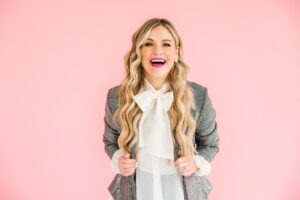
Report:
109,79,211,200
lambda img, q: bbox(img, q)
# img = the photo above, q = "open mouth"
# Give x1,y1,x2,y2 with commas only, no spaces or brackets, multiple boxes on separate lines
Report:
150,58,166,67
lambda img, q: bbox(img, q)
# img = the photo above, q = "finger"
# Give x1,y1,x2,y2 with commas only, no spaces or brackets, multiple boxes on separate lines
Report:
120,170,132,176
120,162,136,170
179,167,186,175
119,161,138,171
122,171,135,177
180,163,189,171
176,162,188,170
177,150,185,157
175,157,188,164
121,166,136,176
175,158,189,167
180,166,193,176
121,167,134,174
177,151,185,159
123,153,130,159
176,160,193,173
177,150,181,156
119,159,136,165
119,155,136,164
181,171,192,177
176,165,188,175
119,153,135,162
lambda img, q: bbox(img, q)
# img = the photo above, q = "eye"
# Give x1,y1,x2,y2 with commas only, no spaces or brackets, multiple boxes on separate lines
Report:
144,42,153,47
163,43,171,47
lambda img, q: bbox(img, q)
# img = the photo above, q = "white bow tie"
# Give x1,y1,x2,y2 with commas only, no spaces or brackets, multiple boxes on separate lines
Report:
133,82,174,160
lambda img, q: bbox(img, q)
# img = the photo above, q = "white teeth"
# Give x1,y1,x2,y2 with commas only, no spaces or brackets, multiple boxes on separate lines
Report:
151,59,165,62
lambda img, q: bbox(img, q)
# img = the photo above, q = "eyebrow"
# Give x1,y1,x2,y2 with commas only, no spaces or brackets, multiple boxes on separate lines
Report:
146,38,172,42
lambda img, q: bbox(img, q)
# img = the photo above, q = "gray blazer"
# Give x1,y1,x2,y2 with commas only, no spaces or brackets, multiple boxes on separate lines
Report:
103,81,220,200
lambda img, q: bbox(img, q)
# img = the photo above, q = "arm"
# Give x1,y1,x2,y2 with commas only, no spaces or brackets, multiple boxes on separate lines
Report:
195,87,219,163
103,89,120,159
175,87,219,177
193,155,211,176
103,88,137,177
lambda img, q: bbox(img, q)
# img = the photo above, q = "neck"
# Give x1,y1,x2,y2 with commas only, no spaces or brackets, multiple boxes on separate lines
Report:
145,77,167,90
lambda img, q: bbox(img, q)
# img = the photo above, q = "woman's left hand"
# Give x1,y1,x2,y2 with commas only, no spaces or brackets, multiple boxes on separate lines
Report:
175,153,198,177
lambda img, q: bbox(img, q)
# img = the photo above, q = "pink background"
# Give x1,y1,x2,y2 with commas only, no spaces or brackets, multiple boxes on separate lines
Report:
1,0,300,200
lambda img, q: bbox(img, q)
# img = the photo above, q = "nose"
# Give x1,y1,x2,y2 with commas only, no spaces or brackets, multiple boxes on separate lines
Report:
153,45,163,55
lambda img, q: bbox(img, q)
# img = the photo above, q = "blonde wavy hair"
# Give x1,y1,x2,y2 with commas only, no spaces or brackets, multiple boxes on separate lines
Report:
113,18,197,158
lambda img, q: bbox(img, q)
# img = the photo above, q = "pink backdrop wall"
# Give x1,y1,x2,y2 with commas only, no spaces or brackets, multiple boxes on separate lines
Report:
1,1,300,200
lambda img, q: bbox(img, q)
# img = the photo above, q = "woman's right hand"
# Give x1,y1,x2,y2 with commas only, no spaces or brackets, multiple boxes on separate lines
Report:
118,153,137,177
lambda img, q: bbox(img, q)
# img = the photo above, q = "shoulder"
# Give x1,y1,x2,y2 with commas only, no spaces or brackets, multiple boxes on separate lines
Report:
187,80,207,100
187,80,211,116
187,80,206,92
106,81,209,112
107,85,120,99
106,85,121,113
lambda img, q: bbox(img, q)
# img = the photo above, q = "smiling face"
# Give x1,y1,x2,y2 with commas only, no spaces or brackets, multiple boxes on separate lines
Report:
140,25,179,89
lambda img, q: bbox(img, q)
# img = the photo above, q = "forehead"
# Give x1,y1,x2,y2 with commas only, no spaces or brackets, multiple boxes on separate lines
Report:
147,25,175,42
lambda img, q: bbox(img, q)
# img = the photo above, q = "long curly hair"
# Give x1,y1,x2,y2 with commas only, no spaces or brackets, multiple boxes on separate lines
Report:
113,18,197,158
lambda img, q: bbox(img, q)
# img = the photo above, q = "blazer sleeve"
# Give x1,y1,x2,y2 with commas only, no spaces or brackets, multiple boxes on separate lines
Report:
103,89,120,159
195,87,220,162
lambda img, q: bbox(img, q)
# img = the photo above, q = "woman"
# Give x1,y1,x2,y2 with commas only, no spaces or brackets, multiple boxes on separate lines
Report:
103,18,219,200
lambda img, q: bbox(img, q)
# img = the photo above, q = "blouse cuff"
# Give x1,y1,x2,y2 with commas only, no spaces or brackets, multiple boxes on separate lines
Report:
193,155,212,176
111,149,125,174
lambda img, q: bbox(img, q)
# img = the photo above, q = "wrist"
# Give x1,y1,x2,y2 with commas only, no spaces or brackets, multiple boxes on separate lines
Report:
192,157,199,173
